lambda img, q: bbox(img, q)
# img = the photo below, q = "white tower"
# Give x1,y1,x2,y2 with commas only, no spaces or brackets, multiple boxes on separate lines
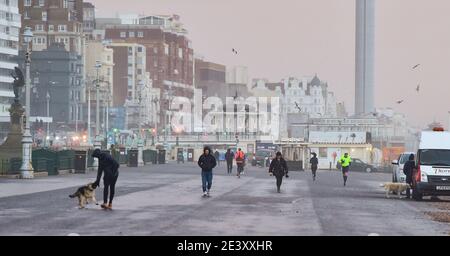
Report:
355,0,375,116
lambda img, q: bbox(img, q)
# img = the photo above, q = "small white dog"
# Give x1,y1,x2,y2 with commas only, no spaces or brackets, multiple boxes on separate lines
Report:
380,182,411,199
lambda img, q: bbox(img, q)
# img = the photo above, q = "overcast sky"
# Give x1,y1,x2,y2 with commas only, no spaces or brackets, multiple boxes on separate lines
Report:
91,0,450,129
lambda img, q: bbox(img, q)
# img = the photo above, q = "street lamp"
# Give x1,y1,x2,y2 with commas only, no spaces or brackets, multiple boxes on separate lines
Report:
46,92,50,146
137,81,147,166
94,61,102,150
20,27,34,179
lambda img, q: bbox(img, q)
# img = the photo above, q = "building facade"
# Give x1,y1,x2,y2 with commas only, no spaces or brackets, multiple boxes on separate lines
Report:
0,0,21,140
19,0,84,55
82,2,95,39
21,43,84,128
103,14,194,99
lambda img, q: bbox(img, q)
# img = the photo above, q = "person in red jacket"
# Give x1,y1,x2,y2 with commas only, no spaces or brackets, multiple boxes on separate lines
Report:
235,148,245,178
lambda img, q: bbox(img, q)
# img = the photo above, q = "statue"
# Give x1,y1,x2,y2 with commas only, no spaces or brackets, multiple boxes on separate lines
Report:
10,67,24,102
0,67,25,169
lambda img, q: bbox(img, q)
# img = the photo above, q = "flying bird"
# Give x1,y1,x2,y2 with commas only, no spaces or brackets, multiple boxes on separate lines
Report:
416,84,420,93
396,100,404,104
232,48,238,54
412,64,420,70
294,102,302,112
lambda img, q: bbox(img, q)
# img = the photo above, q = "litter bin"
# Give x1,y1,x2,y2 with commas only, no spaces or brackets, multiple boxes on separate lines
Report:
158,150,166,164
128,149,138,167
74,150,88,173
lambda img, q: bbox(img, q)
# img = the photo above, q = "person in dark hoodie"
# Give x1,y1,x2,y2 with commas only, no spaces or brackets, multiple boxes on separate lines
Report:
198,146,217,197
269,152,289,193
403,154,415,199
310,152,319,181
92,149,120,210
225,149,234,174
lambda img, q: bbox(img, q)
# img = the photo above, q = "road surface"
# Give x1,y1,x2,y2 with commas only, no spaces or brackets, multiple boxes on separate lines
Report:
0,163,448,236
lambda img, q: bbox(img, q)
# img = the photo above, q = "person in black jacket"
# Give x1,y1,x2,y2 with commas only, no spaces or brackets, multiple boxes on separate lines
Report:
269,152,289,193
403,154,415,199
198,146,217,197
92,149,120,210
310,152,319,181
225,149,234,174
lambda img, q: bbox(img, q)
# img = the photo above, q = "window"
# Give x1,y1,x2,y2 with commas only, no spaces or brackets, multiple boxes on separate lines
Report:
137,46,143,53
24,11,30,19
63,0,68,8
42,11,47,21
178,48,183,59
164,44,169,55
153,47,158,54
137,69,142,75
39,0,45,6
58,25,67,32
129,31,135,38
48,25,54,32
35,24,44,31
153,60,158,67
137,31,144,38
24,0,31,6
120,32,126,38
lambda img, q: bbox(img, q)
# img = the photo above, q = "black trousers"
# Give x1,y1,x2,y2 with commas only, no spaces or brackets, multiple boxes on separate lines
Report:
104,175,118,204
275,175,283,190
226,161,233,173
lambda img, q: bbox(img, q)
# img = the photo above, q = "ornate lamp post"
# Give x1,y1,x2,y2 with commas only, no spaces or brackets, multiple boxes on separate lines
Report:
20,27,34,179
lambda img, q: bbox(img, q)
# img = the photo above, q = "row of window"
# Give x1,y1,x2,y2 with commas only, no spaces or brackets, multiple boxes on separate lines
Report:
0,0,18,7
120,31,144,38
35,24,67,32
0,25,19,37
24,0,45,7
0,11,20,23
0,38,17,49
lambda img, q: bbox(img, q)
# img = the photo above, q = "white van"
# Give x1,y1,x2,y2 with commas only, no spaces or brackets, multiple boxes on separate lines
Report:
413,128,450,200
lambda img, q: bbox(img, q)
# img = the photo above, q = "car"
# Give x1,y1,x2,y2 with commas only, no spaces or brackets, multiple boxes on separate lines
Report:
412,128,450,201
391,152,415,183
349,158,376,173
254,150,274,167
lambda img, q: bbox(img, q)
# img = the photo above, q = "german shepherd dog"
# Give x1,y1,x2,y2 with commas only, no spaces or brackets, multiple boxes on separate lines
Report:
69,183,98,209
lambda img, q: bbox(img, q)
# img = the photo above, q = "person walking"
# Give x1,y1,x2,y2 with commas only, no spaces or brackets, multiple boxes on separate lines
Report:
92,149,120,210
310,152,319,181
214,149,220,166
235,148,245,178
198,146,217,197
403,154,415,199
269,152,289,193
225,149,234,174
339,152,352,186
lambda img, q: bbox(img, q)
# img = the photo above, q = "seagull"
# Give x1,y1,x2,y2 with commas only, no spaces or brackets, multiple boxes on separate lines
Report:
412,64,420,70
294,102,302,112
232,48,238,54
416,84,420,93
396,100,404,104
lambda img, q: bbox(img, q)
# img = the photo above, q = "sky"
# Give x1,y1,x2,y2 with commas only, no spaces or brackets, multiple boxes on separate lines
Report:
90,0,450,129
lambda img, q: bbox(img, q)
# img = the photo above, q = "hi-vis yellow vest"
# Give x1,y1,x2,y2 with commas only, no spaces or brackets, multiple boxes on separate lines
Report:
340,155,352,167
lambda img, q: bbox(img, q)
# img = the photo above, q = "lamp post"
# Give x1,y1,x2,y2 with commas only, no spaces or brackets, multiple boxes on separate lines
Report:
137,81,146,166
46,92,50,145
94,61,102,150
87,78,91,144
20,27,34,179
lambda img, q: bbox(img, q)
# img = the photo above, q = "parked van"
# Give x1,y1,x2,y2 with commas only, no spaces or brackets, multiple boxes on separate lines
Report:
413,128,450,200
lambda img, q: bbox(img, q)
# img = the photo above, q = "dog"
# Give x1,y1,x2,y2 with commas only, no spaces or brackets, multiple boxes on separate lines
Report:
380,182,411,199
69,182,98,209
